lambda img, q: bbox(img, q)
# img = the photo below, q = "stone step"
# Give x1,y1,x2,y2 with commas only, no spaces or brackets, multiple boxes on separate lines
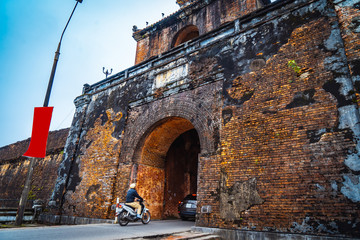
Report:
193,236,221,240
123,231,222,240
160,231,222,240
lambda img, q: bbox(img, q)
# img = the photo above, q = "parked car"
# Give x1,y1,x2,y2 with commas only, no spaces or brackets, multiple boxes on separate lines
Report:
178,194,197,220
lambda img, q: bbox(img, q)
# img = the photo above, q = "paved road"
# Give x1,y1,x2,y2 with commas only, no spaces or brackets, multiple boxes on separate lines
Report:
0,219,195,240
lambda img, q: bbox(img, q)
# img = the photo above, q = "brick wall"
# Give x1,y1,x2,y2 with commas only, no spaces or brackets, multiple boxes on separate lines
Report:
0,128,68,207
51,0,360,237
335,0,360,106
193,0,360,236
61,109,123,218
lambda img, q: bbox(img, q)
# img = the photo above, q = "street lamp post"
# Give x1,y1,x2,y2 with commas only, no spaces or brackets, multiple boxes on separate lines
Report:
15,0,84,226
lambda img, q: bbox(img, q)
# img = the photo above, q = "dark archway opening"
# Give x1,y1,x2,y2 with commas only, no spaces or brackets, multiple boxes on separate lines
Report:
163,129,200,219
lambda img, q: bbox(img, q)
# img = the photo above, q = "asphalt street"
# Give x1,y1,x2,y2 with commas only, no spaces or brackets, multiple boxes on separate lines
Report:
0,219,195,240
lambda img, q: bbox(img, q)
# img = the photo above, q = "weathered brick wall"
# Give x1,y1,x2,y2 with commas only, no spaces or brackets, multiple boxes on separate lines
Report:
57,91,129,218
133,0,267,64
194,0,360,236
50,0,360,237
0,154,64,207
0,128,68,207
335,0,360,106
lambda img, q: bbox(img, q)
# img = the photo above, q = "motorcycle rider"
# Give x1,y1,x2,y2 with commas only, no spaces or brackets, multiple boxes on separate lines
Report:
125,183,143,219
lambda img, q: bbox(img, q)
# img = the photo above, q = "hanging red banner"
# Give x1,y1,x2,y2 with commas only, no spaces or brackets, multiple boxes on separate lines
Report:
23,107,54,158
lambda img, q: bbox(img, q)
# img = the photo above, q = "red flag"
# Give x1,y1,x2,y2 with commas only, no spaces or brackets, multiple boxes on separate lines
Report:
23,107,54,158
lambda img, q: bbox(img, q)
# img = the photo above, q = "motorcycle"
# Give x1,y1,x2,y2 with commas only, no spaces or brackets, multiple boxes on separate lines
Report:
115,200,151,226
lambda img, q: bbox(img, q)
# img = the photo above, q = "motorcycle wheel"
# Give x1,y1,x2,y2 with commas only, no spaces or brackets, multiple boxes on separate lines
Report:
141,211,151,224
118,211,129,226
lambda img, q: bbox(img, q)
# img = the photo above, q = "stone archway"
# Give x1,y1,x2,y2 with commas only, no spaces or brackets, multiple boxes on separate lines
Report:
134,117,200,219
120,97,217,164
119,95,219,219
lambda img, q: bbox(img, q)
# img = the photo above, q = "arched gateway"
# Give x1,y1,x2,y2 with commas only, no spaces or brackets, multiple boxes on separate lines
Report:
119,97,219,219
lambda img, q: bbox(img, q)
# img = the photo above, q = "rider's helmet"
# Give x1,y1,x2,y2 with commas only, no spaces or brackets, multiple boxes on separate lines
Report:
130,183,136,189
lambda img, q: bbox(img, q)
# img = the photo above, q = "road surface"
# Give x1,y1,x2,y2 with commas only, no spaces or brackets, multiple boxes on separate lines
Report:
0,219,195,240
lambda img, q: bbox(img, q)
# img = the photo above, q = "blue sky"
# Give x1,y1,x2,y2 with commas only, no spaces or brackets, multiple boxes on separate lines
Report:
0,0,179,147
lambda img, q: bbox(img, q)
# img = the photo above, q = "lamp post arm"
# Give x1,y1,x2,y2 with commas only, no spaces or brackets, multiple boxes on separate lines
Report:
43,1,80,107
60,1,79,44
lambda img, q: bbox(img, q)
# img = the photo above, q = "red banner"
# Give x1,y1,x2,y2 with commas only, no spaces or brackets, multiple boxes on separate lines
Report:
23,107,54,158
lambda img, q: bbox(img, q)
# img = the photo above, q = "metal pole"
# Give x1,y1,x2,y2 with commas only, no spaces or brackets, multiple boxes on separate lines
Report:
15,157,36,226
15,0,83,226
